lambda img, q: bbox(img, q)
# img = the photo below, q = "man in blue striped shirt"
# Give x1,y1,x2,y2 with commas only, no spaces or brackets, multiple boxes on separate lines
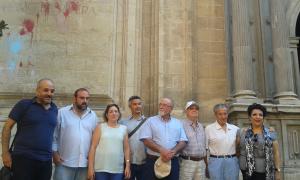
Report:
52,88,98,180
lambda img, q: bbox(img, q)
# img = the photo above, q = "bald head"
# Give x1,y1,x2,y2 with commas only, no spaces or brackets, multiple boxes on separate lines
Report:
37,78,54,89
36,78,55,105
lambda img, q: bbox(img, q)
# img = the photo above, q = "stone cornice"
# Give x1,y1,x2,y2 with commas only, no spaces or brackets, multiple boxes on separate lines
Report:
0,92,113,110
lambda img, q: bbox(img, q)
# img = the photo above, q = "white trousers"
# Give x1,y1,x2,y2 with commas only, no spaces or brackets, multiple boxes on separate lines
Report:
179,158,206,180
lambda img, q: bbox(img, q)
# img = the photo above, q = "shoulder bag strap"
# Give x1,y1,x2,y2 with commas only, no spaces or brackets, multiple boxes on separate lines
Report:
128,117,147,138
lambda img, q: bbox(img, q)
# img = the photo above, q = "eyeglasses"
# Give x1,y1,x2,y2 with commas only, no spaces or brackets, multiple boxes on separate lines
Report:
159,103,171,107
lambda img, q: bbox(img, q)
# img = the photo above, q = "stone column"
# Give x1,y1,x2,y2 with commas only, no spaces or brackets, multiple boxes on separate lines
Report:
269,0,298,101
231,0,256,99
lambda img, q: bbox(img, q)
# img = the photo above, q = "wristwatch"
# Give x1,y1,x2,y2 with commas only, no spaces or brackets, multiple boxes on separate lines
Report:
275,168,281,172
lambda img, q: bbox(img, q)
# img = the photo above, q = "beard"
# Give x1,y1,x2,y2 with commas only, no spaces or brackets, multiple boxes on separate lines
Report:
76,103,88,111
159,111,166,117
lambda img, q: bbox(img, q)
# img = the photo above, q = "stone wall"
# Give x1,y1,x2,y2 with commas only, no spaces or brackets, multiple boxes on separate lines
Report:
0,0,228,121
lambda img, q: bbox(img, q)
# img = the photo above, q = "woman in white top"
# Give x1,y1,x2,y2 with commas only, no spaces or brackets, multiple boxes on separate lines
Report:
88,104,131,180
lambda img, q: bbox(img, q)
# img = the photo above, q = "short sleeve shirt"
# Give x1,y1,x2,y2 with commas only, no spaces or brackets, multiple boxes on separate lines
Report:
9,98,58,161
139,115,188,156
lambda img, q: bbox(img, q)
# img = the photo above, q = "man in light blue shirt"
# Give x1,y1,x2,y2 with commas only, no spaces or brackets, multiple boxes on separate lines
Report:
52,88,98,180
140,97,188,180
119,96,147,180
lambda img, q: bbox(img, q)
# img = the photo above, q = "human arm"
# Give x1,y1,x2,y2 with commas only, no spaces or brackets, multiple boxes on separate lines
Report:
204,155,210,178
273,140,281,180
87,125,101,180
52,111,63,165
1,118,16,168
236,128,241,157
143,139,173,162
123,132,131,179
171,141,186,156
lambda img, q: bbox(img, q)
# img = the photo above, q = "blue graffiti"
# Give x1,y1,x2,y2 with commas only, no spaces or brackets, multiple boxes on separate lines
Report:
7,60,16,73
9,40,22,54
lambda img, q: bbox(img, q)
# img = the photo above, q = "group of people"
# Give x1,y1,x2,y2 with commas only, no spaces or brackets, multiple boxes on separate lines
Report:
1,78,281,180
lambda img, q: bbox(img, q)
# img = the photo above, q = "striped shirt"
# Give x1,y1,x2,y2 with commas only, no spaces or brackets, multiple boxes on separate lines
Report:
181,119,206,157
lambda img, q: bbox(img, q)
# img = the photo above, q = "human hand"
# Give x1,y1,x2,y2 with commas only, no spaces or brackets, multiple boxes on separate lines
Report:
52,152,63,165
87,168,95,180
160,149,173,162
124,164,131,179
275,171,281,180
2,152,12,168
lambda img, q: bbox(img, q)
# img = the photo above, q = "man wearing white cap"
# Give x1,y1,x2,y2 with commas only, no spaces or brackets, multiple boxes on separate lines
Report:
179,101,208,180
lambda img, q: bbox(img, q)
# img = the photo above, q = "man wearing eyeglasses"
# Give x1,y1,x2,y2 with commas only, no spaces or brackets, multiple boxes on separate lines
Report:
1,78,58,180
140,97,188,180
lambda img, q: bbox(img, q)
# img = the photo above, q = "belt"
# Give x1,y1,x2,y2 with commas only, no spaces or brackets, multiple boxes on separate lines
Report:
210,154,236,158
147,154,179,161
180,155,204,161
146,154,159,160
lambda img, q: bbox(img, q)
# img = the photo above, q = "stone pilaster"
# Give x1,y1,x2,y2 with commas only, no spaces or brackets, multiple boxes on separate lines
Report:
269,0,298,102
231,0,256,99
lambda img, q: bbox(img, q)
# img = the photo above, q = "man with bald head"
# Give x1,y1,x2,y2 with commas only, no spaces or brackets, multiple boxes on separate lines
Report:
1,78,58,180
140,97,188,180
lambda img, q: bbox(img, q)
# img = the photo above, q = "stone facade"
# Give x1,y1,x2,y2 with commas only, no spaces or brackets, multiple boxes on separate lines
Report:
0,0,300,179
226,0,300,179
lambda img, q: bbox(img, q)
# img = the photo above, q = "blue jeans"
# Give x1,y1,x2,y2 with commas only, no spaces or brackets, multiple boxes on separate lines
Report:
143,156,179,180
95,172,123,180
130,164,145,180
208,157,239,180
53,164,87,180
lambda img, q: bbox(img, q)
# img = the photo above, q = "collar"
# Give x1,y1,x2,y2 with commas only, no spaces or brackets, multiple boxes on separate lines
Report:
69,104,91,114
32,97,55,106
215,121,231,130
129,115,145,121
186,119,199,127
158,115,171,122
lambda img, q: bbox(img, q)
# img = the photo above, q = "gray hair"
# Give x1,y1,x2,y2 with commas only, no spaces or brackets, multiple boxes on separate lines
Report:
213,103,228,113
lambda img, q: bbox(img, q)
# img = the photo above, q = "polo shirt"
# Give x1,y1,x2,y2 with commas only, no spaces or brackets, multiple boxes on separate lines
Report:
205,121,239,156
9,97,58,161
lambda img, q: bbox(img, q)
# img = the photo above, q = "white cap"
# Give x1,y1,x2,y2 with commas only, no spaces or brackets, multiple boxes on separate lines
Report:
185,101,199,110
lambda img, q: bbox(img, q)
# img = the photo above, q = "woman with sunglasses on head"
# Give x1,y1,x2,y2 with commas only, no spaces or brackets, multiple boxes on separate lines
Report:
236,103,281,180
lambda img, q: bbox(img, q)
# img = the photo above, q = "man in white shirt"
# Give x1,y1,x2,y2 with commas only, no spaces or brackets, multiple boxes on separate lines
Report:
205,104,239,180
52,88,98,180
